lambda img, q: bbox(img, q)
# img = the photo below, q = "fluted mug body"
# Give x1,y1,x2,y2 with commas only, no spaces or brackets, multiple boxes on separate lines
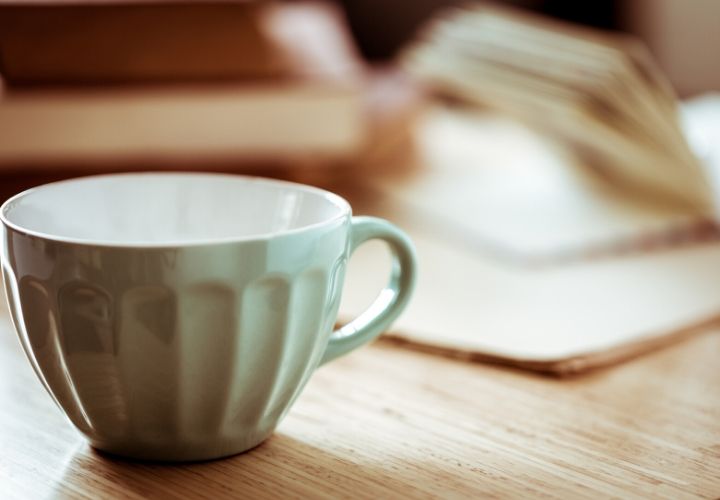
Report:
1,173,416,461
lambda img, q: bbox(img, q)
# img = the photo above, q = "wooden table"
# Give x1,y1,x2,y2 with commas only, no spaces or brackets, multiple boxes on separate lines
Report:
1,299,718,499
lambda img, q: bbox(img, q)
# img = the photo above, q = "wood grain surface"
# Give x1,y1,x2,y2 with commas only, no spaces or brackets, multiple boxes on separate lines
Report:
0,301,718,499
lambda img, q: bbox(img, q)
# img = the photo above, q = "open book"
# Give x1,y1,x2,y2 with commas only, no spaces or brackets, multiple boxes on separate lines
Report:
338,7,720,374
337,100,720,375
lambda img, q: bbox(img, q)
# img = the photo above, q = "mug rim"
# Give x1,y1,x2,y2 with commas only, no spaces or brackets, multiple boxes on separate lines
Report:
0,171,352,249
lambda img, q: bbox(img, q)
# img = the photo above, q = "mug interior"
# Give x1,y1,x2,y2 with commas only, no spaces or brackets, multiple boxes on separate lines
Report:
1,173,350,246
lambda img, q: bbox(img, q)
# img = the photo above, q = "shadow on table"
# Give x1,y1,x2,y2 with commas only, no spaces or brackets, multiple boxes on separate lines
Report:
62,426,673,497
54,433,431,497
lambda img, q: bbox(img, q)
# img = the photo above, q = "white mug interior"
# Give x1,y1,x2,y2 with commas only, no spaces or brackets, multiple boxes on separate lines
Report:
1,173,350,246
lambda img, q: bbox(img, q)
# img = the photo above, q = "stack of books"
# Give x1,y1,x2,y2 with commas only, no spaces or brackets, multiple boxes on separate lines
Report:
0,0,366,169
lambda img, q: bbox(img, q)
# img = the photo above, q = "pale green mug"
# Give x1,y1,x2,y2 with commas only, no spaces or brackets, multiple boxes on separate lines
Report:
0,173,417,461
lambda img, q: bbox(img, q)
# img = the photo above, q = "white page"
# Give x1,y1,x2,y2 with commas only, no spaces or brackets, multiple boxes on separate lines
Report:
367,107,708,261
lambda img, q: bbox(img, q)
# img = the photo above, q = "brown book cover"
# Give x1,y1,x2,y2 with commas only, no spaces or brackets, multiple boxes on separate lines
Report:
0,0,286,85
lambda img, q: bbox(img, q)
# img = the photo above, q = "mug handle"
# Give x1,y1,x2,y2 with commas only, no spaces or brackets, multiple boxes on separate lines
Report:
320,216,417,365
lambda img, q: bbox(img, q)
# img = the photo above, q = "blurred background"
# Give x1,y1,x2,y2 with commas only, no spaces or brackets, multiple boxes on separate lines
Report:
2,0,720,370
0,0,718,200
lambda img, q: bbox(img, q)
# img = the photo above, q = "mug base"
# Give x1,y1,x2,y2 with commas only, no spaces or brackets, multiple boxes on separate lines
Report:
89,432,273,462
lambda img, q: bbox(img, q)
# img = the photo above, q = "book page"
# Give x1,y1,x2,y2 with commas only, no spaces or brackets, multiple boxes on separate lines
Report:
363,107,709,261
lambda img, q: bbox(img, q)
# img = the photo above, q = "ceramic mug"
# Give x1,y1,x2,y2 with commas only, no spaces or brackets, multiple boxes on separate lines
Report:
0,173,416,461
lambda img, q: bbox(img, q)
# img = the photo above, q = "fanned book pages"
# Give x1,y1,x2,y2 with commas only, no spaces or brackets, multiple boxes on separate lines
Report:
335,1,720,374
403,4,714,212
